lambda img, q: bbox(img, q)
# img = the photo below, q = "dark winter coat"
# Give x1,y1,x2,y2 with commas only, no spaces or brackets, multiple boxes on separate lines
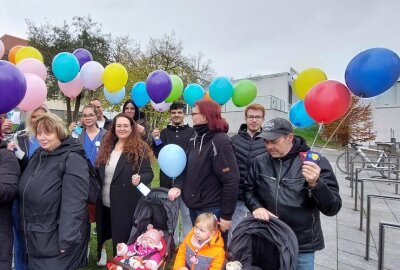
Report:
231,124,266,201
152,124,195,188
103,116,113,131
96,152,153,259
0,141,20,269
244,136,342,253
18,137,90,270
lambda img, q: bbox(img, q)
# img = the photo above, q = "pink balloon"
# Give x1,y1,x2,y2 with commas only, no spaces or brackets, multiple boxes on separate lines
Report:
18,73,47,112
80,61,104,90
16,58,47,81
58,73,83,98
0,40,4,59
150,100,172,112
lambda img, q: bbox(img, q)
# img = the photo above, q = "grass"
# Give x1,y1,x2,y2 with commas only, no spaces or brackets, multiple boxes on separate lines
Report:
293,124,341,149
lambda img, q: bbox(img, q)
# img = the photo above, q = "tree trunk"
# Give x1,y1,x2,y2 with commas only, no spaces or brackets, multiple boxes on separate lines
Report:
73,92,84,123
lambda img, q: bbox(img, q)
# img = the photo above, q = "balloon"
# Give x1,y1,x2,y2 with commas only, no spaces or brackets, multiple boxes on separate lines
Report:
289,101,315,128
103,87,126,105
18,73,47,112
0,40,4,59
16,58,47,81
131,82,150,107
232,80,257,107
15,46,44,64
73,48,93,68
183,84,204,107
52,52,80,83
304,80,352,124
8,45,24,64
102,63,128,92
146,70,172,103
345,48,400,98
165,75,183,102
80,61,104,90
58,73,83,98
0,61,27,114
292,68,327,100
158,144,187,178
151,100,172,112
209,77,234,104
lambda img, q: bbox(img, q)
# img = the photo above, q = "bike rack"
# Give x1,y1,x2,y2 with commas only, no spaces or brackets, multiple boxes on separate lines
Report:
365,194,400,261
378,221,400,270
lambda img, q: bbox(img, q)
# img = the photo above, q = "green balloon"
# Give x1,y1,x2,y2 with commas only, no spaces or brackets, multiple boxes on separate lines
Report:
232,80,257,107
165,75,184,102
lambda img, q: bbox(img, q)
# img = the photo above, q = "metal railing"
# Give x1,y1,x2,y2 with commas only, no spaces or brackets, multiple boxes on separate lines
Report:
378,221,400,270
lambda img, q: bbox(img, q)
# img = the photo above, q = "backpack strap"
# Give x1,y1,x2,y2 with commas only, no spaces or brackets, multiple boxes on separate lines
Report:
57,151,72,178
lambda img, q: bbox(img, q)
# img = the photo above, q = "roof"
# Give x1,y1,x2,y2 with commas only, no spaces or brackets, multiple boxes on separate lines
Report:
0,34,28,58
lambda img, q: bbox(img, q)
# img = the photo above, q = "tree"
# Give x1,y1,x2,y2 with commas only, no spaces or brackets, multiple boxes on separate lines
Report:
322,96,376,146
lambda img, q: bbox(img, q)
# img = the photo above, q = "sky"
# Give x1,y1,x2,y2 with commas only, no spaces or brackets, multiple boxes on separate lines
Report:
2,0,400,82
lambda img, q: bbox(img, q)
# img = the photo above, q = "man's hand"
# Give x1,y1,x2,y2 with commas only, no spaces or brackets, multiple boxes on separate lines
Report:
302,161,321,188
1,119,13,133
152,128,160,139
168,187,181,201
252,208,278,221
131,174,141,186
218,218,231,232
137,124,145,135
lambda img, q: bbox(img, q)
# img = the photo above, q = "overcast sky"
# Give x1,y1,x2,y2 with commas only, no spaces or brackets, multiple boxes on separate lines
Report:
2,0,400,81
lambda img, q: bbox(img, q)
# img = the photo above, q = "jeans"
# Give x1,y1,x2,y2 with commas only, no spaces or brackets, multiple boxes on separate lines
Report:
228,200,250,245
296,252,315,270
12,199,29,270
173,197,192,244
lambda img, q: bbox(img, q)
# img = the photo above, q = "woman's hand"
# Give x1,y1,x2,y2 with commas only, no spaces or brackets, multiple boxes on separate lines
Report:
137,124,145,135
69,122,77,133
131,174,141,186
168,187,181,201
7,141,17,152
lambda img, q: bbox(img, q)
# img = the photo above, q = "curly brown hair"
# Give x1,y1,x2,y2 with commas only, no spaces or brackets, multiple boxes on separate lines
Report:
96,113,153,167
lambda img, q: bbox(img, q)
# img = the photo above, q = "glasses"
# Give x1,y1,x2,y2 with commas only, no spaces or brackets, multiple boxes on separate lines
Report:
82,114,96,118
246,116,263,120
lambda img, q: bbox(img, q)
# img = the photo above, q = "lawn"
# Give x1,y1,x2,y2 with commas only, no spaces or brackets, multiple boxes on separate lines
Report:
293,124,340,149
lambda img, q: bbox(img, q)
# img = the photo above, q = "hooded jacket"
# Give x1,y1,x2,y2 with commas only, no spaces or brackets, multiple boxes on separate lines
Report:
18,137,90,270
173,228,225,270
244,136,341,253
231,124,266,201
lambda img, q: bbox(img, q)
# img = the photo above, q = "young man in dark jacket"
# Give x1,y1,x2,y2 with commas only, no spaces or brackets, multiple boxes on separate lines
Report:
230,103,266,242
244,118,342,270
151,102,194,244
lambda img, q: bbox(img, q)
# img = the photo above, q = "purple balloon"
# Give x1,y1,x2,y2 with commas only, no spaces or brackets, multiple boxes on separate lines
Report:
146,70,172,103
73,48,93,68
0,61,27,114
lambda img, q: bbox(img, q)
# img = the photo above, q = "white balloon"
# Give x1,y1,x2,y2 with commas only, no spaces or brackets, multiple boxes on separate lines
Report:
80,61,104,90
0,40,4,59
150,100,172,112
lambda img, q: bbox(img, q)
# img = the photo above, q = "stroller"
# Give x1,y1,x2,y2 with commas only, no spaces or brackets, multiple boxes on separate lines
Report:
108,187,179,270
227,217,299,270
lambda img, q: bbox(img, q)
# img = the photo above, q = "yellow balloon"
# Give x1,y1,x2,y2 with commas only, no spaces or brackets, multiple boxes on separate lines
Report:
15,46,44,64
292,68,327,99
102,63,128,92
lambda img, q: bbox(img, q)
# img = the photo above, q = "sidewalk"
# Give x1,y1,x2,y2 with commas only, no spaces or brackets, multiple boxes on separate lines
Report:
314,151,400,270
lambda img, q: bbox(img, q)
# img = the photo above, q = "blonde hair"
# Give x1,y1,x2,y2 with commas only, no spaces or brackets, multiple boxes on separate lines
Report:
25,105,50,134
33,114,67,141
194,213,218,232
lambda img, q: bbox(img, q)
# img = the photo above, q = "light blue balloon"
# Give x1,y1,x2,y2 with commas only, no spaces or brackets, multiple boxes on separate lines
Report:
209,76,234,105
289,100,315,128
183,83,204,107
131,81,150,107
103,87,126,105
52,52,80,83
158,144,187,178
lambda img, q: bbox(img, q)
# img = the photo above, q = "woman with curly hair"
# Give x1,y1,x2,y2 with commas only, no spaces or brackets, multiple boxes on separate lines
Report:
95,113,154,266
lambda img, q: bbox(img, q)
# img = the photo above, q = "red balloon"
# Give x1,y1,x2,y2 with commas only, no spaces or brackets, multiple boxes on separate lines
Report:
304,80,352,124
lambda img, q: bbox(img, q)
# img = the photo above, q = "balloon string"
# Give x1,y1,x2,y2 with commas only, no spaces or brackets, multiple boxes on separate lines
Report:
310,122,324,150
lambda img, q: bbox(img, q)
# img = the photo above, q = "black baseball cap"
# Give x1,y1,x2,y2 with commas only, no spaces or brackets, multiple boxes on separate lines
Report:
257,118,293,140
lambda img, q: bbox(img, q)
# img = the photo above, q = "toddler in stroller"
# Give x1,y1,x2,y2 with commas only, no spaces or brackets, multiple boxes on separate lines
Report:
107,188,179,270
227,217,298,270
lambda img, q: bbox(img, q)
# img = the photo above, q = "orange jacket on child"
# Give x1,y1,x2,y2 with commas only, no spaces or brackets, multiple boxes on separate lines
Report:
173,228,225,270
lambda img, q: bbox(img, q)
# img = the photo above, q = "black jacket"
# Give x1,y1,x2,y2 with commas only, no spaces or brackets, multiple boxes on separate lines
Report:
0,141,20,270
175,126,240,220
103,116,113,131
244,136,342,253
18,137,90,270
152,124,195,188
231,124,266,201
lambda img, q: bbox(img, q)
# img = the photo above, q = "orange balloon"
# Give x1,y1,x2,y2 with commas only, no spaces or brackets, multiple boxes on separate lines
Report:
8,45,24,64
204,91,212,100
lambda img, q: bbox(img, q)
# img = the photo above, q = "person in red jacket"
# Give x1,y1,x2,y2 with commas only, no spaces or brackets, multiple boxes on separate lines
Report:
174,213,225,270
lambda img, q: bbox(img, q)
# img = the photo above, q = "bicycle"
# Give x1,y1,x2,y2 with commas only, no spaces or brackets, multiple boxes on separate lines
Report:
336,143,396,174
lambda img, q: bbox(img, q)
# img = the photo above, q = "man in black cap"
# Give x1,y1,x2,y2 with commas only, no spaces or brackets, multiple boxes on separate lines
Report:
244,118,342,270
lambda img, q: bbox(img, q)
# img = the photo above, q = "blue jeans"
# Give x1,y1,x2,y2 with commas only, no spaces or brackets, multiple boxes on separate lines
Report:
12,199,29,270
297,252,315,270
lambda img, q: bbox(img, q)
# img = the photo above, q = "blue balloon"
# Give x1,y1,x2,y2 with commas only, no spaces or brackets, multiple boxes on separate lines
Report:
345,48,400,98
103,87,126,105
52,52,80,83
289,100,315,128
158,144,187,178
209,76,234,104
131,82,150,107
183,83,204,107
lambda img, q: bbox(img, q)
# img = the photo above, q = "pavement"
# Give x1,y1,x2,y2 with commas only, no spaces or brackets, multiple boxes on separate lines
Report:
314,147,400,270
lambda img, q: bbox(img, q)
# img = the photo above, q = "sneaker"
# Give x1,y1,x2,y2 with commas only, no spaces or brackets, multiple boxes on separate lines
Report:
87,246,90,261
93,227,97,235
97,249,107,266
